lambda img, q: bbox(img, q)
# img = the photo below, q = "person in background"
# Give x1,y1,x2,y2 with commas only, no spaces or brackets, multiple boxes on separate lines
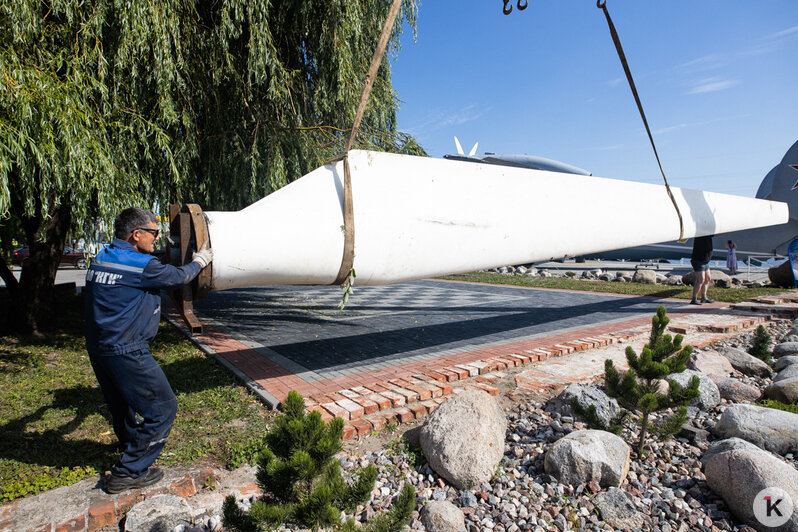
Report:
726,240,738,275
84,207,213,493
691,235,714,305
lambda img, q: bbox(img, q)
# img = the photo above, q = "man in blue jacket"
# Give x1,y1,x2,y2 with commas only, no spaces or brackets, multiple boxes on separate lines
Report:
85,207,213,493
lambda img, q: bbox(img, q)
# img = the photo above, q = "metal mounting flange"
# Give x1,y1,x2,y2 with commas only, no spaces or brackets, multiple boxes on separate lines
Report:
166,204,212,333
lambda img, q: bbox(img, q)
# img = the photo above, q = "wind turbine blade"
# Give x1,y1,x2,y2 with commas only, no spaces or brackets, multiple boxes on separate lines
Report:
454,136,464,155
469,142,479,156
206,150,789,289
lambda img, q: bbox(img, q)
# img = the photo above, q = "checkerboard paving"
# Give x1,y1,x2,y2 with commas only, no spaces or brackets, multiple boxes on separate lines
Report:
273,283,526,320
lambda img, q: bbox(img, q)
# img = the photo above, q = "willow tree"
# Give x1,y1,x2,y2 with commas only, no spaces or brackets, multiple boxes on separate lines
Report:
0,0,423,333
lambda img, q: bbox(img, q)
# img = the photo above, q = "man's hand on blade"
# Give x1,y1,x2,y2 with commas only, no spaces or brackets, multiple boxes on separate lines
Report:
192,242,214,268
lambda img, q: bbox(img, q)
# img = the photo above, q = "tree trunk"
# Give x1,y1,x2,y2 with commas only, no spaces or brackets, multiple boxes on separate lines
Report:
7,201,72,334
636,410,650,456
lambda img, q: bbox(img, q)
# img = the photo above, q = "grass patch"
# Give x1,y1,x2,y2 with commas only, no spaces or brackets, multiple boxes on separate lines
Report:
0,294,274,501
440,272,784,303
758,399,798,415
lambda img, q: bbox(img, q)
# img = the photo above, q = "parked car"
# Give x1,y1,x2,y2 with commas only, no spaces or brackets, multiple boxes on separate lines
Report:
12,246,88,269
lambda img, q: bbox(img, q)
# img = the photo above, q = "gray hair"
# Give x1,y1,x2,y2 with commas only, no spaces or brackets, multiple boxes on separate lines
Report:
114,208,158,239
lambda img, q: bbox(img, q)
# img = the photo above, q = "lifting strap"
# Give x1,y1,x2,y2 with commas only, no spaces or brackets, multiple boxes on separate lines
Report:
597,0,685,241
333,0,404,285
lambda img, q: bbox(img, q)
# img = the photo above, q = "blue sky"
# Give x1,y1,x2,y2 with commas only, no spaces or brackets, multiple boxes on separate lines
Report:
390,1,798,197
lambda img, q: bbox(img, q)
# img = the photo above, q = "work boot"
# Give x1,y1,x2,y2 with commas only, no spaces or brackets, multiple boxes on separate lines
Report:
701,297,714,304
690,298,701,305
106,467,164,494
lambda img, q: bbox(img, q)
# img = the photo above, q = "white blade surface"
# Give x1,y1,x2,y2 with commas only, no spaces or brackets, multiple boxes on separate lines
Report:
206,150,788,290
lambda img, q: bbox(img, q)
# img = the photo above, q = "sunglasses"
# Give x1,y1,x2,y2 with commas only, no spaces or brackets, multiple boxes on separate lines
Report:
135,227,161,238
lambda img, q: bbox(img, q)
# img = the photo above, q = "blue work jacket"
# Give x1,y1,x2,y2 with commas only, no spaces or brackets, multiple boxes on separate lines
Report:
84,239,202,355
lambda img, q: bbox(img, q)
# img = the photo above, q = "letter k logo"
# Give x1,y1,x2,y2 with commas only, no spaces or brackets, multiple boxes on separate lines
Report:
754,488,793,527
764,495,783,517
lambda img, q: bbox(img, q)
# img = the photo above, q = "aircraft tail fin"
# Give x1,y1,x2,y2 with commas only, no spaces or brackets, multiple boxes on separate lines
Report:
454,136,464,155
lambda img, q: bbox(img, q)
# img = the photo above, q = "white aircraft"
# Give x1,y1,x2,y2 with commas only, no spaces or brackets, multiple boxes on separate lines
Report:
445,136,592,176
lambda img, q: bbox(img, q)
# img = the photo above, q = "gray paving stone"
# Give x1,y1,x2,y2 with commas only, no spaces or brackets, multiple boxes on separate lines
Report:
195,280,690,382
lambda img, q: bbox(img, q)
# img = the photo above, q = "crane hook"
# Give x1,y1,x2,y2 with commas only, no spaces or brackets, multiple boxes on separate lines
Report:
503,0,528,15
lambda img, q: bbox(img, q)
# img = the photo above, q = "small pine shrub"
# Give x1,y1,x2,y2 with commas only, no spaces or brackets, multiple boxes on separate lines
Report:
748,325,772,364
222,390,416,532
603,306,700,455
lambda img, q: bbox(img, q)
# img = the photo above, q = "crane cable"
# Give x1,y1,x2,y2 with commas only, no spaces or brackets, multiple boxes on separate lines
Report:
332,0,404,285
597,0,685,241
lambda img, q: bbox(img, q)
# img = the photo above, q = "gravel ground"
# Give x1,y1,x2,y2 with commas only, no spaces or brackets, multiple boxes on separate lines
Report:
187,320,796,532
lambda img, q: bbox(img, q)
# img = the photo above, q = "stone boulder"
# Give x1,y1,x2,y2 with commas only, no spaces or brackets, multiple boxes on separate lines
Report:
702,443,798,531
713,403,798,454
720,346,773,377
124,494,192,532
544,429,630,488
544,384,621,427
716,378,762,403
419,389,507,490
632,269,657,284
668,369,721,410
775,356,798,372
701,436,762,463
420,501,466,532
774,342,798,358
775,365,798,383
765,376,798,404
593,487,646,530
665,275,683,286
683,270,731,287
686,350,736,382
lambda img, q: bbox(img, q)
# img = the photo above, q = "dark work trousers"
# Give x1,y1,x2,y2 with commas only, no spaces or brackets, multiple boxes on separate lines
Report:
89,349,178,478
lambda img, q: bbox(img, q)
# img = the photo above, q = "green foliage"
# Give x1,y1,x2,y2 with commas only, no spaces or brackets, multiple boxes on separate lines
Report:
748,325,773,364
569,397,626,435
340,484,417,532
228,435,269,470
604,306,700,455
649,405,689,439
223,390,416,531
1,0,422,217
758,399,798,415
0,466,97,502
1,0,423,330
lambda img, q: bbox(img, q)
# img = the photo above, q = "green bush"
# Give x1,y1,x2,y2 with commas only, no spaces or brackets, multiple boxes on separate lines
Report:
223,391,415,532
